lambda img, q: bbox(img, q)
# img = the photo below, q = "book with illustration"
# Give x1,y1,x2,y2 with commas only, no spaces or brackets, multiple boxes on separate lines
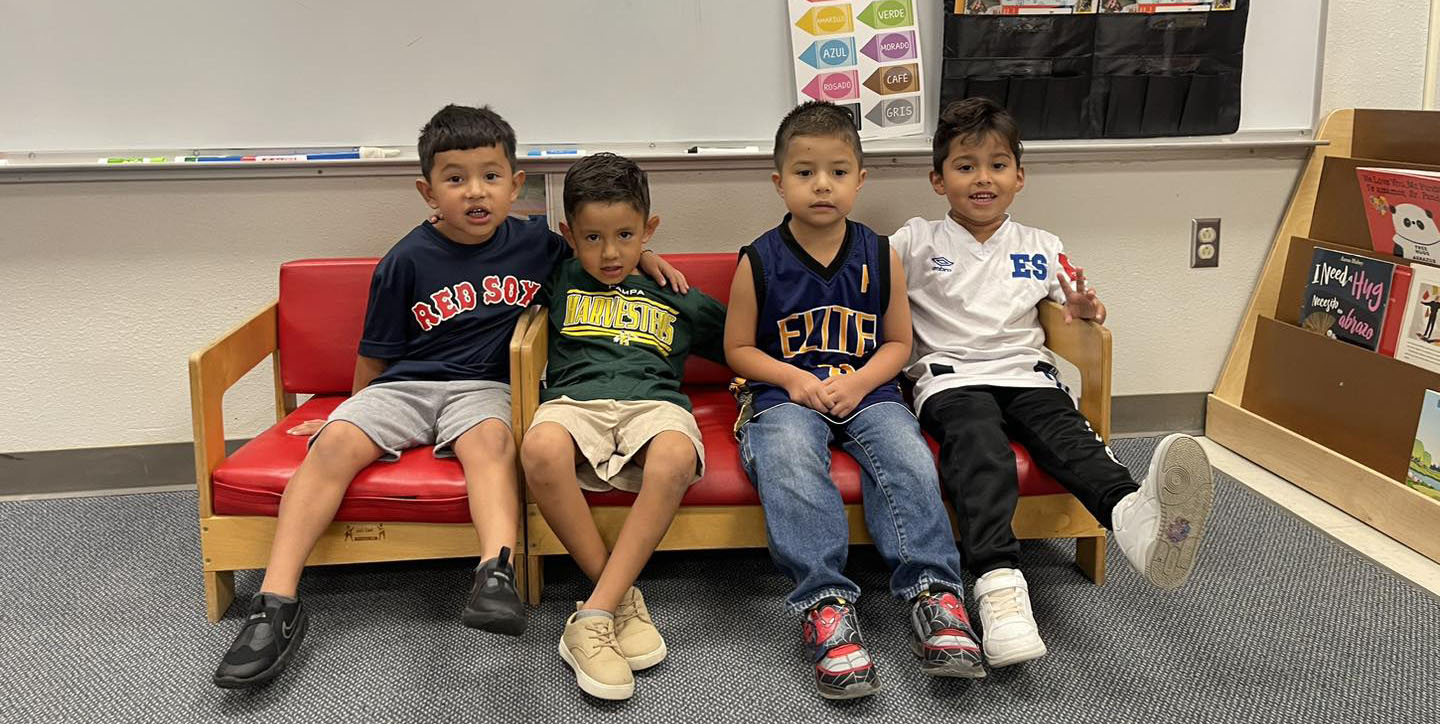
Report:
1299,248,1396,352
1394,262,1440,373
1357,167,1440,266
1408,390,1440,502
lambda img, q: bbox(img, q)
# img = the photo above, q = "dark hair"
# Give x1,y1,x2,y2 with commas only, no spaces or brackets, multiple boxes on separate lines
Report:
418,104,517,179
932,98,1023,173
562,152,651,221
773,100,863,170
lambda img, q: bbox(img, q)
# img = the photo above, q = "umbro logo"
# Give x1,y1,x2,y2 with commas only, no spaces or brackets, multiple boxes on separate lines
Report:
931,256,954,272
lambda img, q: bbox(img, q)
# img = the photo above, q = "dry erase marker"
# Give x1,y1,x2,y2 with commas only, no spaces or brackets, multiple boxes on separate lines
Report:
176,155,247,162
525,148,586,157
99,156,168,164
687,145,761,154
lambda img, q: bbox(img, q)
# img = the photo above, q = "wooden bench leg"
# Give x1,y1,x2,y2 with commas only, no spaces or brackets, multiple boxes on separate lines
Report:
1076,534,1107,584
525,554,544,605
205,570,236,622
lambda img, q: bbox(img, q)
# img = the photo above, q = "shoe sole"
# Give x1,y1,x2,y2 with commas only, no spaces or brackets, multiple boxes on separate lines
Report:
910,639,987,678
625,640,667,671
817,678,882,700
1143,434,1215,591
557,639,634,700
982,638,1048,668
462,606,527,636
212,609,310,689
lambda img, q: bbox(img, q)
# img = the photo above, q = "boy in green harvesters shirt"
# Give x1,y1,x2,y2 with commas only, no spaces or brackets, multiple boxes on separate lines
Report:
519,152,726,701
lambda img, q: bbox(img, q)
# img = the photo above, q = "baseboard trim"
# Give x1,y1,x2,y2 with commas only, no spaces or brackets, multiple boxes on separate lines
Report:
1110,392,1208,438
2,392,1209,497
0,440,246,497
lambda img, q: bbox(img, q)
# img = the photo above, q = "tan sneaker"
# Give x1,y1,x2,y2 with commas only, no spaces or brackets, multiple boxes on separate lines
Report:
615,586,667,670
558,611,634,700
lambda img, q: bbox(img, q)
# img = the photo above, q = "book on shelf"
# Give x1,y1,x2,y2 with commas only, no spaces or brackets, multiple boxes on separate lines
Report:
1379,265,1413,357
1356,167,1440,266
1409,390,1440,502
1394,262,1440,373
1298,247,1396,352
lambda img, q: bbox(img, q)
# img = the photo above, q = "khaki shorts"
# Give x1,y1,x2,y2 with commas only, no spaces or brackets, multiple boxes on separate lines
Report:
529,397,705,493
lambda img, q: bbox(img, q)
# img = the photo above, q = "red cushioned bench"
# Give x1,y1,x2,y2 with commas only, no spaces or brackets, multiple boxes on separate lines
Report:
188,258,541,621
518,254,1110,604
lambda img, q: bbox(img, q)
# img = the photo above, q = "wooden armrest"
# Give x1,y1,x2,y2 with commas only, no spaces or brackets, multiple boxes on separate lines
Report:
1037,300,1112,441
188,301,279,516
516,306,549,434
509,305,547,444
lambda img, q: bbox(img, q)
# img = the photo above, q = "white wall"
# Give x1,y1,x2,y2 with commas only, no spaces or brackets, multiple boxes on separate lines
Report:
1320,0,1431,118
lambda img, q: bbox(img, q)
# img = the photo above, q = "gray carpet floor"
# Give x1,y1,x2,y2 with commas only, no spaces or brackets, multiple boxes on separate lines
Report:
2,437,1438,723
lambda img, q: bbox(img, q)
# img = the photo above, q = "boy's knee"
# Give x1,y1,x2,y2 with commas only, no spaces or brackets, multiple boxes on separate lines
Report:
308,421,381,471
643,432,698,488
454,419,513,461
520,423,576,478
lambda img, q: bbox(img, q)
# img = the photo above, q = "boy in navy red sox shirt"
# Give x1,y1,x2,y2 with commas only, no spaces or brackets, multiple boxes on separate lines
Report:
211,104,686,689
891,97,1217,669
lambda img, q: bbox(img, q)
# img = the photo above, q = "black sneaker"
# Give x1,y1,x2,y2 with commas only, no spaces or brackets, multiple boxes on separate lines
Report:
802,597,881,700
462,546,526,635
212,593,308,689
909,588,985,678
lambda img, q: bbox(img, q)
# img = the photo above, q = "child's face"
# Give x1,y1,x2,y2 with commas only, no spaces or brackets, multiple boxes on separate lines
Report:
416,145,523,244
560,202,659,286
930,131,1024,236
772,134,866,231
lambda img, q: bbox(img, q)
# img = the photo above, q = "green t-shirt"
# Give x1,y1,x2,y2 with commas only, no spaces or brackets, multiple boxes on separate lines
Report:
540,258,727,410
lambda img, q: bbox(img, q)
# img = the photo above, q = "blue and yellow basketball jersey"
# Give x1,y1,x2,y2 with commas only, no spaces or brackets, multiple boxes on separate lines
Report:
739,215,904,421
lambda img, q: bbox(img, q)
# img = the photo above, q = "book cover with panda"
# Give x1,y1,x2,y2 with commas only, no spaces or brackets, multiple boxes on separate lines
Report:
1299,247,1396,351
1357,167,1440,266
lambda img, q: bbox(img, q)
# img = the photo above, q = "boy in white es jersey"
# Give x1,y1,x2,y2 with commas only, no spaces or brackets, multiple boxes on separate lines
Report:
890,97,1217,669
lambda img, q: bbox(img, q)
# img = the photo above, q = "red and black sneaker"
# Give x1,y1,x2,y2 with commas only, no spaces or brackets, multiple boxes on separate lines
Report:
909,589,985,678
802,597,881,700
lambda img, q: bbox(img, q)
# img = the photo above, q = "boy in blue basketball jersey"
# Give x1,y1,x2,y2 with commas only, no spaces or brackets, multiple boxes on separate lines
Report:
892,98,1216,669
724,101,982,700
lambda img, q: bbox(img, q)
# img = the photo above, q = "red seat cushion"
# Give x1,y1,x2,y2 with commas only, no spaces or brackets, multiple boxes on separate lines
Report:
212,396,473,523
582,386,1066,507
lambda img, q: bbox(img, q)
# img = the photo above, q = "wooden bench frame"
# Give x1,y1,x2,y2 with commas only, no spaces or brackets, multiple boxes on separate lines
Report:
517,299,1111,604
188,302,543,621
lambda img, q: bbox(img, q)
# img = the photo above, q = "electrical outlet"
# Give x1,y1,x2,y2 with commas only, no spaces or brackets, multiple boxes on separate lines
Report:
1192,218,1220,268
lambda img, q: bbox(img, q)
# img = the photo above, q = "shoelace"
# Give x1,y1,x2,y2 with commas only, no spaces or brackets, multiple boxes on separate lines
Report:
615,597,650,629
985,586,1024,620
584,620,624,657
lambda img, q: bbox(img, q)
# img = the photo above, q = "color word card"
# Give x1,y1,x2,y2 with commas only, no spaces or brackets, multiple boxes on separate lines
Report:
789,0,925,139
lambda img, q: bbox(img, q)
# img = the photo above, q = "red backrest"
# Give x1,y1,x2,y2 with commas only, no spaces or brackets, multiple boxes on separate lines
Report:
278,258,379,395
663,253,740,386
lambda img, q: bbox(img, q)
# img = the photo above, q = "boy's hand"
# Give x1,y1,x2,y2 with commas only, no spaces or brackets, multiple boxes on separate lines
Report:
784,370,834,414
286,419,327,437
639,251,690,293
822,373,869,419
1058,267,1107,324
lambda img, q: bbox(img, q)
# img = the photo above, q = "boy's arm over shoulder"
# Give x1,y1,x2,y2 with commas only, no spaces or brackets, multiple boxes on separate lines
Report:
683,288,728,365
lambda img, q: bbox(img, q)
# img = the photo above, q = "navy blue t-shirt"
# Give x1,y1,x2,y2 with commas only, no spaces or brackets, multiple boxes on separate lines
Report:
361,218,568,386
741,215,903,420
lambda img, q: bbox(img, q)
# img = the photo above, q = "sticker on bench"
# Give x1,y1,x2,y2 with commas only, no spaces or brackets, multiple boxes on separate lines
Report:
343,524,387,542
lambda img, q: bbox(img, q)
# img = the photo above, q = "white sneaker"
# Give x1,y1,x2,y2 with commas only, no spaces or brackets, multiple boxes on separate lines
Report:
973,568,1047,667
1112,433,1215,590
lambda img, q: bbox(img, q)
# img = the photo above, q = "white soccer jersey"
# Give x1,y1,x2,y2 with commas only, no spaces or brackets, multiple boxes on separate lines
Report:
890,214,1077,414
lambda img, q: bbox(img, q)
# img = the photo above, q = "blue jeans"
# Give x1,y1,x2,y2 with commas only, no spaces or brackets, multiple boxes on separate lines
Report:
738,401,967,613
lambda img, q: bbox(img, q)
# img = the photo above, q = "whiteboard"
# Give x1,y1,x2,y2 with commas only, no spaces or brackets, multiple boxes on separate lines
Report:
0,0,1322,153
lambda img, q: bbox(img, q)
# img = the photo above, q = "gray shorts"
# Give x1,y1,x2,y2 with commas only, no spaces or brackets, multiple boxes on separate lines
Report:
312,380,511,461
